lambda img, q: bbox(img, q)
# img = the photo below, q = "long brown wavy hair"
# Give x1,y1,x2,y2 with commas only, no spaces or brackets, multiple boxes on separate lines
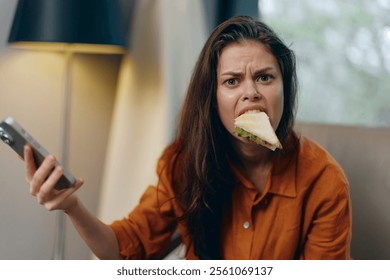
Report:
165,16,298,259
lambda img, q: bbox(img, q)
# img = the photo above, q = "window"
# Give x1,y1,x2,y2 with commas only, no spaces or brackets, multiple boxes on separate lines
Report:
259,0,390,127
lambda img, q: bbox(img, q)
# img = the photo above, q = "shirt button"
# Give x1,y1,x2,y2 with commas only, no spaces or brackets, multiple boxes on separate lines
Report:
243,221,250,229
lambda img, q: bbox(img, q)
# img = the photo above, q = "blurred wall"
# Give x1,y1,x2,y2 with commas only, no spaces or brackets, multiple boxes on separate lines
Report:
98,0,207,225
0,0,121,259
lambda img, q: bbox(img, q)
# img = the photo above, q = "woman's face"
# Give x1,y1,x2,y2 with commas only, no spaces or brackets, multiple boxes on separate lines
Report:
216,40,284,143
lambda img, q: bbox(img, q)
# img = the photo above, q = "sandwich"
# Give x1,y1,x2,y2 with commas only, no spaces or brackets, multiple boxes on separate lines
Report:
234,110,282,151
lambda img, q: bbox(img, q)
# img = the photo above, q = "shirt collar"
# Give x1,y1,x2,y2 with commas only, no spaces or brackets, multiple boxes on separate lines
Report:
267,152,297,198
267,134,299,198
229,134,299,199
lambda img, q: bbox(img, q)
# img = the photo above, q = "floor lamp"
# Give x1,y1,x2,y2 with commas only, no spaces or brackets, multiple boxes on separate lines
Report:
7,0,127,259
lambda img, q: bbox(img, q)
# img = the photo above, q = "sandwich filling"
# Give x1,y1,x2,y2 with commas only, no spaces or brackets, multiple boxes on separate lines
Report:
234,110,282,151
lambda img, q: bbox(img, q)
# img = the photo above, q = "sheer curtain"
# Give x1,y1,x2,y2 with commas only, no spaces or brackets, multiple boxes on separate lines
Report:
98,0,207,224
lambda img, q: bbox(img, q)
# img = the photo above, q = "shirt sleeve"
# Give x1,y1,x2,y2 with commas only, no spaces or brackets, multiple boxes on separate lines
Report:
300,163,352,260
109,155,178,259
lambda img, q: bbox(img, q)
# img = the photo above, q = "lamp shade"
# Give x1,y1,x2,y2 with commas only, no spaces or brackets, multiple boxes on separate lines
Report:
8,0,127,53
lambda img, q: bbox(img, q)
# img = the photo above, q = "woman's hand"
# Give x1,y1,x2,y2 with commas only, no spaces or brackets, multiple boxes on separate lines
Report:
24,145,121,259
24,145,84,212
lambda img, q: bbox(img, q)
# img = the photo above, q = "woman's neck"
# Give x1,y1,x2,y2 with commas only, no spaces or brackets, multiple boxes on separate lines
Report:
230,137,274,192
232,137,273,165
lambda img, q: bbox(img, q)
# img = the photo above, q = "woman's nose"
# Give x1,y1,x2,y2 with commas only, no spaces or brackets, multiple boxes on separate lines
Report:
242,81,261,101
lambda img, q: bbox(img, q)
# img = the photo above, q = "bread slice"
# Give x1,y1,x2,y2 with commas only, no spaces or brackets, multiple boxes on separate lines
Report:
234,111,282,151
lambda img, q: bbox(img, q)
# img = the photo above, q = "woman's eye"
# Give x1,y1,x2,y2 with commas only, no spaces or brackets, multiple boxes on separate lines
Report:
224,79,238,86
257,74,273,83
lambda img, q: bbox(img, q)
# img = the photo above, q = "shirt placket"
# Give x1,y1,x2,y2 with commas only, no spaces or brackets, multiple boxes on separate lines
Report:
239,188,258,259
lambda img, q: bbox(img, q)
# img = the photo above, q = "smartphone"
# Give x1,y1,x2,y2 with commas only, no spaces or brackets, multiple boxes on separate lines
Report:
0,117,76,190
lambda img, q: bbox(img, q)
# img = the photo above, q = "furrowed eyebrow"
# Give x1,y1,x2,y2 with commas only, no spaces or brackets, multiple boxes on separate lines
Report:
220,71,242,77
253,67,276,75
220,66,276,77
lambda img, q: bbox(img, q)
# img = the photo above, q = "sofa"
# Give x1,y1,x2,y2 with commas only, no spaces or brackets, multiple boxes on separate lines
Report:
296,122,390,260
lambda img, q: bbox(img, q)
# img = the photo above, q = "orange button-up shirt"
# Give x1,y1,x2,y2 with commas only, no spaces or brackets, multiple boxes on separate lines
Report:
110,135,352,259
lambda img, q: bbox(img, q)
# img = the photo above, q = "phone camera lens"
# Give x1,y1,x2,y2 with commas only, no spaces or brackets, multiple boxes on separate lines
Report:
0,128,14,145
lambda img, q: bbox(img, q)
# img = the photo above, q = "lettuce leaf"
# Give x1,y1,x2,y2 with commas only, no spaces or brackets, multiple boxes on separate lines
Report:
234,127,272,147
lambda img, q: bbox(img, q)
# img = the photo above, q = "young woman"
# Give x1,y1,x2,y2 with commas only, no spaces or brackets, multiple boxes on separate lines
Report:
24,16,351,259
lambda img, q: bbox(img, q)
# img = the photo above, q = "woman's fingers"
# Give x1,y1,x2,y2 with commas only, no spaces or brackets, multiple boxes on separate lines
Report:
28,154,57,195
24,145,84,211
24,145,36,182
36,165,64,204
43,179,84,211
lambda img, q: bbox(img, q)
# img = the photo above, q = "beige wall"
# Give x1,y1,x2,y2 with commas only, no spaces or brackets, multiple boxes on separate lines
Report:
97,0,207,225
0,0,121,259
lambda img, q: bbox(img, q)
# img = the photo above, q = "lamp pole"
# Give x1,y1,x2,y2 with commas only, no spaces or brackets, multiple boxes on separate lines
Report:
52,48,73,260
